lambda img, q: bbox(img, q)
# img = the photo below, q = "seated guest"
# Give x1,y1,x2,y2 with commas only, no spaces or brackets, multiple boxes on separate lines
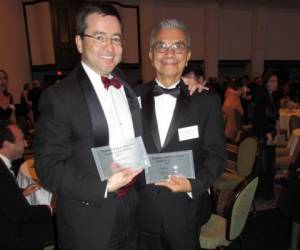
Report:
0,120,53,250
0,69,14,120
223,79,244,143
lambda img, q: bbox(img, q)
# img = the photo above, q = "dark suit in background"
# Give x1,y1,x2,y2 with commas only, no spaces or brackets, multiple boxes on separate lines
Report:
0,159,53,250
135,81,226,250
34,65,142,250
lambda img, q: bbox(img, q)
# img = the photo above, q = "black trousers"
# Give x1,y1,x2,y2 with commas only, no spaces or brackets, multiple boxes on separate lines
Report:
107,188,139,250
255,143,275,199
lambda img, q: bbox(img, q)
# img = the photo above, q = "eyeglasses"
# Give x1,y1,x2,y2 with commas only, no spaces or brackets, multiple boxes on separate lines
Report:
152,42,189,54
81,33,123,46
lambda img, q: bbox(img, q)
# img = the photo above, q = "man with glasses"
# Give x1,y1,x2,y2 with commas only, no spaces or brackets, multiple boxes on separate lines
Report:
35,3,142,250
135,19,226,250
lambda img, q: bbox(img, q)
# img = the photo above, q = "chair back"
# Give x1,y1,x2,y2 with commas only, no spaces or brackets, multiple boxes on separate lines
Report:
225,176,259,241
237,137,258,177
289,130,300,160
290,115,300,131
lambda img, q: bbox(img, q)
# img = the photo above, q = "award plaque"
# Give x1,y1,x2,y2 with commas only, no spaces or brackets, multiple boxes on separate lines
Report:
145,150,195,184
91,136,151,181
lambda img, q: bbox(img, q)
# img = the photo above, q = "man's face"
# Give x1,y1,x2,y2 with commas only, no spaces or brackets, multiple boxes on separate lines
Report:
76,13,123,76
8,125,27,161
149,28,191,84
267,75,278,93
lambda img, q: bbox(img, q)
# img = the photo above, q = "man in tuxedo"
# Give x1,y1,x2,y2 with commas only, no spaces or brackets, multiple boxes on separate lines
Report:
34,3,142,250
135,19,226,250
0,120,53,250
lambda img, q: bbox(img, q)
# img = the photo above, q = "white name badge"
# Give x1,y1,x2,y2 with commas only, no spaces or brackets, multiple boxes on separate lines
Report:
178,125,199,141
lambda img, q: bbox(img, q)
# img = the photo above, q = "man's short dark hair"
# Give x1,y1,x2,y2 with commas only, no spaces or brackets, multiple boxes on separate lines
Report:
182,63,204,79
76,2,122,36
0,120,15,149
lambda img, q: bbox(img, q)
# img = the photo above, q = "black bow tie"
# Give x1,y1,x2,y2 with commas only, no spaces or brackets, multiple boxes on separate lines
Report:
153,84,180,98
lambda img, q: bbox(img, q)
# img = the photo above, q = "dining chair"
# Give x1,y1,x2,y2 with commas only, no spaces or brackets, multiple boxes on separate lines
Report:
276,129,300,171
199,176,259,250
290,115,300,132
214,137,258,193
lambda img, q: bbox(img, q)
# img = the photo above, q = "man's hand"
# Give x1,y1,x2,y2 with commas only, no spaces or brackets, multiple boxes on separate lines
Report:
23,183,40,196
182,76,209,95
107,164,142,192
155,176,192,193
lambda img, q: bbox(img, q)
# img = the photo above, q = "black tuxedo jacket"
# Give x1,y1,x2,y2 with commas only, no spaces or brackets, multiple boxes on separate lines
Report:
0,158,52,249
135,80,226,234
34,65,142,250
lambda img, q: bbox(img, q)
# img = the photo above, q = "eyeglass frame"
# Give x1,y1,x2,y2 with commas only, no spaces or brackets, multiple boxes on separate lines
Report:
80,32,123,46
151,41,190,54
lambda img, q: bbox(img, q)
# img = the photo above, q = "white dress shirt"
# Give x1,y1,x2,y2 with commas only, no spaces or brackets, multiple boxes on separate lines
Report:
82,62,135,197
154,80,193,198
154,79,179,147
82,62,135,145
0,153,14,176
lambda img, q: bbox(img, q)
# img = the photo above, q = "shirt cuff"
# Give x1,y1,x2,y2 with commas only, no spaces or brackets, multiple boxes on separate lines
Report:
104,184,108,198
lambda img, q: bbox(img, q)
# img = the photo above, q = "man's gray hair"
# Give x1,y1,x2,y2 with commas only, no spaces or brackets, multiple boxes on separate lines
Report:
149,19,191,49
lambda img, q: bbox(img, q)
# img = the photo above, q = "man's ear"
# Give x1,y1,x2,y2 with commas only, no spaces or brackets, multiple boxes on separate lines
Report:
186,50,191,65
149,49,153,64
2,140,13,149
75,35,83,54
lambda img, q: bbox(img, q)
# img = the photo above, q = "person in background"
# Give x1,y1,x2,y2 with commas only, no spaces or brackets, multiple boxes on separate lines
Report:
0,120,53,250
19,83,33,132
240,75,252,124
28,80,43,122
135,19,226,250
222,79,244,143
252,71,280,144
182,63,206,87
252,71,280,200
0,69,14,120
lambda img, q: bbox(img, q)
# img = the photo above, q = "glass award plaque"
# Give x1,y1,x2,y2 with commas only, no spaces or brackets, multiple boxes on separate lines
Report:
91,136,151,181
145,150,195,184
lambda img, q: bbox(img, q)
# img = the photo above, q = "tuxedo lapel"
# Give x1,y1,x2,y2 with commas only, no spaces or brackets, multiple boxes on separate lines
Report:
77,66,109,147
141,83,162,152
0,158,29,205
163,81,191,149
0,158,15,180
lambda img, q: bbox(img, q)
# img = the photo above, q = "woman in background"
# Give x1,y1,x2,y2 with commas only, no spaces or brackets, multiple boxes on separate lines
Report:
222,79,244,143
252,71,280,200
0,69,14,120
252,71,280,143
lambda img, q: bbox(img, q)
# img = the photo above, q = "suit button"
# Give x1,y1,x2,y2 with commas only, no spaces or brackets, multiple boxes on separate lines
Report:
156,190,160,194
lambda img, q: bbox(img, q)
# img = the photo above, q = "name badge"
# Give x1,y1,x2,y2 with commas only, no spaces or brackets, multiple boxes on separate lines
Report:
178,125,199,141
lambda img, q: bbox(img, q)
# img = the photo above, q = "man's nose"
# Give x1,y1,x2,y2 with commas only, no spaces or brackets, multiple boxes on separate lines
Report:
165,47,176,55
103,39,114,51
